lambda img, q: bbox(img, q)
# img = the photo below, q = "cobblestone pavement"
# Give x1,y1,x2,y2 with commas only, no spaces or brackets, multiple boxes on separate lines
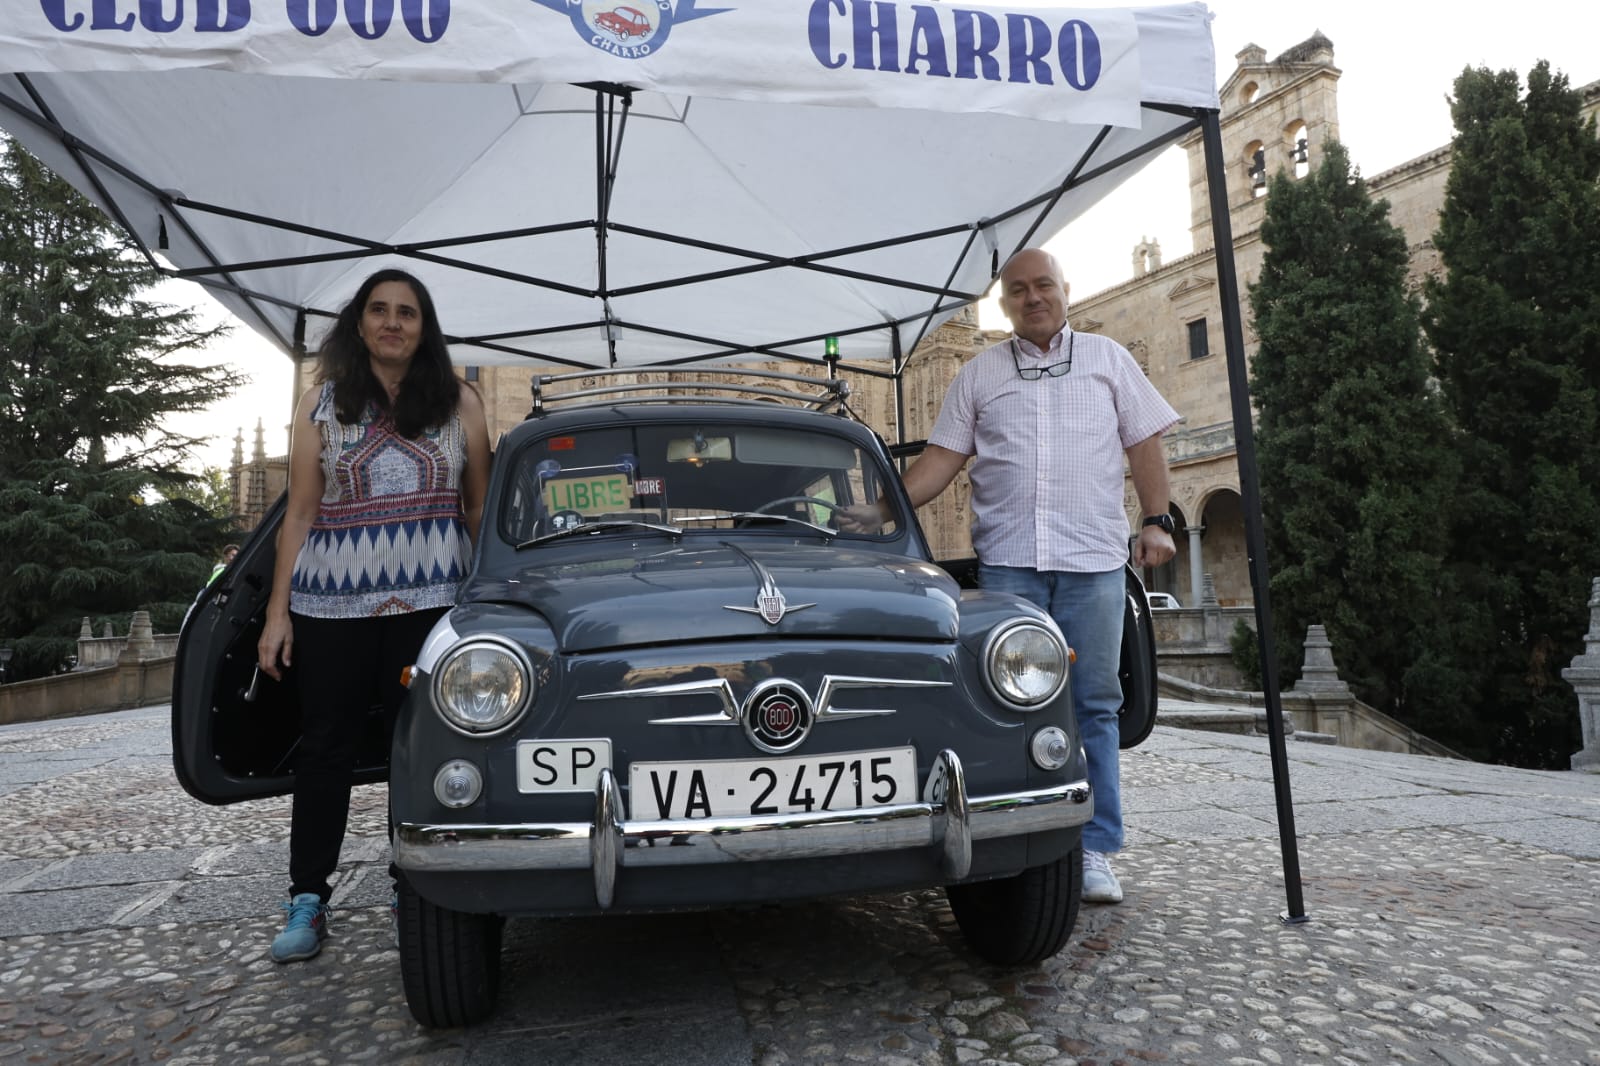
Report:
2,705,1598,1066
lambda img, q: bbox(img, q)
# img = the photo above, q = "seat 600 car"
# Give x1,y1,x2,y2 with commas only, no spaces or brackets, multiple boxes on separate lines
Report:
174,371,1157,1028
594,6,651,39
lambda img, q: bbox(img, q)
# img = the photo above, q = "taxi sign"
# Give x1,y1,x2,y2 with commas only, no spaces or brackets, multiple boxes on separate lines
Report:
543,473,632,516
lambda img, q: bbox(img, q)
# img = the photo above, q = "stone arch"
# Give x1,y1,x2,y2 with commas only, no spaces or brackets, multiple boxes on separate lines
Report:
1284,119,1310,179
1238,80,1259,106
1193,487,1248,606
1244,138,1267,197
1131,236,1162,277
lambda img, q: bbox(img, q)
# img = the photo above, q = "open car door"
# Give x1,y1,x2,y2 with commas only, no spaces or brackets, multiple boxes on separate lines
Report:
171,495,390,805
1117,566,1160,748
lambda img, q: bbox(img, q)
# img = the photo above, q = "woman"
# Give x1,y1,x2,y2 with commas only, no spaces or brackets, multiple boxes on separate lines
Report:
257,268,490,963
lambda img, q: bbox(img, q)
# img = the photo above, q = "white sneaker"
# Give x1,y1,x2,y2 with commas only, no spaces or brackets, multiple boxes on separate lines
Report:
1083,849,1124,904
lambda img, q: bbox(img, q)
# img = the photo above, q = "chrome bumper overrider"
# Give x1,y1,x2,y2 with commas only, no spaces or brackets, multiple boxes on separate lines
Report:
395,748,1091,909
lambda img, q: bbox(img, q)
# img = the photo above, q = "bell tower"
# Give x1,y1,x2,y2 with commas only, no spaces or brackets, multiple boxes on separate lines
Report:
1184,32,1342,252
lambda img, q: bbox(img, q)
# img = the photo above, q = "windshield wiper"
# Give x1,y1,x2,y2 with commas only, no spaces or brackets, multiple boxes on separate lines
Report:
681,512,837,540
516,519,684,550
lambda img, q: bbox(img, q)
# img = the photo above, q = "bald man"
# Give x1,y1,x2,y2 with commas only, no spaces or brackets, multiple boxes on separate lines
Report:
844,248,1179,904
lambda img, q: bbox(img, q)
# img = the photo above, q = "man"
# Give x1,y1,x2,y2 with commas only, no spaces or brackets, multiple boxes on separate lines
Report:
844,248,1178,903
207,544,239,587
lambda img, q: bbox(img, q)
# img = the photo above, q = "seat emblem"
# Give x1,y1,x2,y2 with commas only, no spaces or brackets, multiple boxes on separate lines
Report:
743,679,814,753
756,585,788,625
723,547,814,626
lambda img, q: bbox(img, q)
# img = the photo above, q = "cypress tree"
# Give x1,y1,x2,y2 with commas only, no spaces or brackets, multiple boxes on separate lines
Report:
1249,140,1468,742
1423,63,1600,767
0,139,235,680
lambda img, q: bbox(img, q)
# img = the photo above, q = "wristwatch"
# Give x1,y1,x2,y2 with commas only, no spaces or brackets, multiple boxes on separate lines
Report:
1142,513,1176,535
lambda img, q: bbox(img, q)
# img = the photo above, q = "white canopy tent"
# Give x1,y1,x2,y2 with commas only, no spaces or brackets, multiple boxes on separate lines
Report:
0,0,1307,917
2,1,1214,372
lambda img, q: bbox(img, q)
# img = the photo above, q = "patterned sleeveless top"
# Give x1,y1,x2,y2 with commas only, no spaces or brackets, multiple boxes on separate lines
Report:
289,382,472,618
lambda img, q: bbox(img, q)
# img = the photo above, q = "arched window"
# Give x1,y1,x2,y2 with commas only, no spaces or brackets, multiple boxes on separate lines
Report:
1239,81,1259,106
1244,139,1266,198
1285,121,1310,179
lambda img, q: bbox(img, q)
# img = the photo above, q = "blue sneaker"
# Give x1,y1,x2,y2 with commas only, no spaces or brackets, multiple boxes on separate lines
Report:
270,893,330,963
1083,849,1124,904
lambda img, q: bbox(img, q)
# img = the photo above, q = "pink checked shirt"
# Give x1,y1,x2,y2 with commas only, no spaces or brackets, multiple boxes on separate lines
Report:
928,325,1179,574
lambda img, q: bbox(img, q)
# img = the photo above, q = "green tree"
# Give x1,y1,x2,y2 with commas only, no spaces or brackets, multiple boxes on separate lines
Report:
0,138,235,680
1423,63,1600,768
1248,140,1469,741
162,465,236,523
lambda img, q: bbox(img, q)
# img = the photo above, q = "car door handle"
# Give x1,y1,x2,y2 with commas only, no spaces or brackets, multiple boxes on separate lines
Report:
243,666,265,703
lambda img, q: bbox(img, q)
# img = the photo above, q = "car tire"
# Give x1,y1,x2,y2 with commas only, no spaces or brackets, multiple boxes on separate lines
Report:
945,847,1082,966
396,874,504,1028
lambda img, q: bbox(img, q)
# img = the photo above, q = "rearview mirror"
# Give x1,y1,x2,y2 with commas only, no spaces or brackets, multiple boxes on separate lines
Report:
667,434,732,464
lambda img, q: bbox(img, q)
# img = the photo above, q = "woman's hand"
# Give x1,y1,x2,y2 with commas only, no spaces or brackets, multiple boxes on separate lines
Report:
258,611,294,681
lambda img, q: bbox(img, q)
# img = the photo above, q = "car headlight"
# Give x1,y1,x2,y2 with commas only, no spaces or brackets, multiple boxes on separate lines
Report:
432,637,534,736
982,620,1068,711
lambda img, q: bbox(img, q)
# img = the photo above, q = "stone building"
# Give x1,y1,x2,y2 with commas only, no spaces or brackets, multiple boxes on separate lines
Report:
1064,34,1596,607
226,421,288,533
228,34,1599,607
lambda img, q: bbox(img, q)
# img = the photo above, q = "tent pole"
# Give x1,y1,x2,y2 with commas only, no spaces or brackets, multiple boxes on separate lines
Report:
1198,109,1308,924
892,330,908,452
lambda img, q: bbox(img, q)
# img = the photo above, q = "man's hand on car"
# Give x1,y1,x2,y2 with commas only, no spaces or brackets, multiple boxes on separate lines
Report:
836,502,886,533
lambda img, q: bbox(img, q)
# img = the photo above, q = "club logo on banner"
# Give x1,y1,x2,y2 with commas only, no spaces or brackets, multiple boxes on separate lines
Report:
529,0,732,59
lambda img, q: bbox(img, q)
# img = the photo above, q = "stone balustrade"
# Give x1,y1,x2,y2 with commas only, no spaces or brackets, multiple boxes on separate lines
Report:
0,611,177,727
74,614,180,670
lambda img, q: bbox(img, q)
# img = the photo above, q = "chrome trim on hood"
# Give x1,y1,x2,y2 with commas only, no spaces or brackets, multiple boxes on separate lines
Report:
576,677,740,725
576,673,950,726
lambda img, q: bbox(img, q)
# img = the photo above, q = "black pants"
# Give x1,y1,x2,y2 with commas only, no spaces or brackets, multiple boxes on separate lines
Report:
287,607,447,902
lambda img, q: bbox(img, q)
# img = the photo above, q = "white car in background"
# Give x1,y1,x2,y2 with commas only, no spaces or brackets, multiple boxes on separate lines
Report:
1147,591,1181,610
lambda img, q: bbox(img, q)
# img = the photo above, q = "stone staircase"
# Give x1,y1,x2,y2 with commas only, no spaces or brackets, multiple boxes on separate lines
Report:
1154,624,1459,758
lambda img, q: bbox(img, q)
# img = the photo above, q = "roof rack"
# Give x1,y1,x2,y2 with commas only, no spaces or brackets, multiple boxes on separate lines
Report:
527,366,851,417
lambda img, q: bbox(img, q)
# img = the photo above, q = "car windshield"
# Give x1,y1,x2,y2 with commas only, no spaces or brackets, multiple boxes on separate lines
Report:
498,421,906,545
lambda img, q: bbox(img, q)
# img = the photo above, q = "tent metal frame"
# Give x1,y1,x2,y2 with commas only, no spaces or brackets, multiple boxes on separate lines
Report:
0,75,1307,922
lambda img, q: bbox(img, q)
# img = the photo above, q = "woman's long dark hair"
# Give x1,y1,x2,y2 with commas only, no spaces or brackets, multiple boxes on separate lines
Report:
316,268,460,438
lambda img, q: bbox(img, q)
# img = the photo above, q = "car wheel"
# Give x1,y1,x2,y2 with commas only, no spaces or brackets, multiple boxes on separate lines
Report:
945,847,1082,966
396,874,504,1028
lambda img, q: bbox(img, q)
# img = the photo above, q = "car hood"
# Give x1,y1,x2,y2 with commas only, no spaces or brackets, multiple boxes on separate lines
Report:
461,541,960,651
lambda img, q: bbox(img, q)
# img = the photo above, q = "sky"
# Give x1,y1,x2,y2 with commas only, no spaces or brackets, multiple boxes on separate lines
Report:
162,0,1599,472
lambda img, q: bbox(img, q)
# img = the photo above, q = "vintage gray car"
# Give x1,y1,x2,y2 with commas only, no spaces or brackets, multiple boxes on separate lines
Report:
174,374,1158,1028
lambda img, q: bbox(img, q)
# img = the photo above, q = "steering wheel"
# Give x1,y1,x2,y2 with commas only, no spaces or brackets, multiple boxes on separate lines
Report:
749,496,844,522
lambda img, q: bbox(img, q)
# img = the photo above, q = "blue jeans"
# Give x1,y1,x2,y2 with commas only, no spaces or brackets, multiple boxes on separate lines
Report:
978,565,1125,854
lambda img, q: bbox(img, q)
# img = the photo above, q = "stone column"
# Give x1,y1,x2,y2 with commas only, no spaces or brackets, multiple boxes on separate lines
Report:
1286,624,1354,744
1200,572,1223,645
1185,525,1204,607
1562,578,1600,773
1292,626,1348,693
118,611,155,665
77,617,92,672
116,610,158,710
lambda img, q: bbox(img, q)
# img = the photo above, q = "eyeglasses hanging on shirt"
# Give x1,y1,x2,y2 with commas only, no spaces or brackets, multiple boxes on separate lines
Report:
1010,333,1074,380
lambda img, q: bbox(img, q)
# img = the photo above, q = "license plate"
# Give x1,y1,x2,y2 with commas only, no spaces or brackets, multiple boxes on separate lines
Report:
629,747,916,820
516,738,612,793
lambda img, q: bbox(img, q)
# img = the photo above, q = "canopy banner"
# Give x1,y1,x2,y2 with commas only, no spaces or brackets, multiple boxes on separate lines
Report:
4,0,1141,125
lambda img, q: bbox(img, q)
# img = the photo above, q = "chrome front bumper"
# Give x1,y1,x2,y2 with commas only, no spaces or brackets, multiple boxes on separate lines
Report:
395,748,1091,909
